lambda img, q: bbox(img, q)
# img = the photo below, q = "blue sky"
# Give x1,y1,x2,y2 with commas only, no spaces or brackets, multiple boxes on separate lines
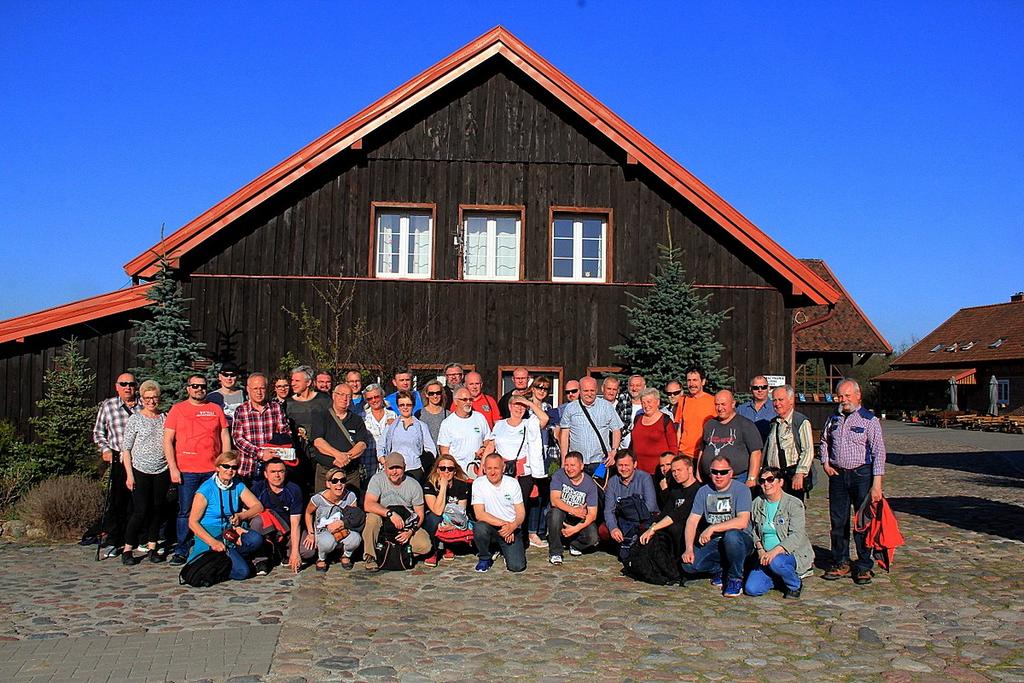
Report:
1,2,1021,349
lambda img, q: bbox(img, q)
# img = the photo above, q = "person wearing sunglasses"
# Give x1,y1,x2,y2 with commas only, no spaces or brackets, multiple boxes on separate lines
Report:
744,467,813,599
421,454,472,566
361,383,398,482
663,379,683,417
737,376,777,443
416,380,450,447
437,387,494,479
304,466,362,572
383,390,436,483
207,362,246,424
166,373,231,566
681,455,754,598
92,371,142,559
562,380,580,403
186,452,265,580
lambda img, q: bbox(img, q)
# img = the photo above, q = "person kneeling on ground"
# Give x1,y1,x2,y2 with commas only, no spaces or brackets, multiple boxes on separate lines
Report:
471,453,527,573
744,467,813,599
304,466,363,572
362,452,433,570
604,451,659,561
547,451,600,565
250,457,314,574
187,451,264,580
681,455,753,597
638,455,702,553
421,454,473,567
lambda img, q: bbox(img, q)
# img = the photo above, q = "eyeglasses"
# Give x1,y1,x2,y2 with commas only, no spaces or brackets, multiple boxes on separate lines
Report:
328,477,346,484
565,389,579,395
117,381,137,388
189,383,208,390
397,402,413,408
426,390,442,396
437,466,455,472
709,468,732,476
274,384,289,389
666,390,681,397
218,463,239,471
366,395,383,401
141,396,160,402
455,397,473,402
445,372,463,378
759,475,778,484
750,385,769,391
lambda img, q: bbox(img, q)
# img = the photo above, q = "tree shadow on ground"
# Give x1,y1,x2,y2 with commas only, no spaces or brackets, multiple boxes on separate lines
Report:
888,495,1024,542
889,451,1024,480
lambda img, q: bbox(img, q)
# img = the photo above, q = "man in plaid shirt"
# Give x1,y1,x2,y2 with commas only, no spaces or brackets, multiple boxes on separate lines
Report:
92,372,142,557
820,379,886,586
232,373,291,482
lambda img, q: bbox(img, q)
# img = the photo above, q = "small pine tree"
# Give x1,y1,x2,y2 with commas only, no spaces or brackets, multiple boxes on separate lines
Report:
30,338,98,475
611,244,733,390
131,258,208,407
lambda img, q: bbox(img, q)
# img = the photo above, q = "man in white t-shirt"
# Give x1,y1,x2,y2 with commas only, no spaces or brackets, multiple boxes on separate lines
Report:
471,453,526,573
438,387,494,478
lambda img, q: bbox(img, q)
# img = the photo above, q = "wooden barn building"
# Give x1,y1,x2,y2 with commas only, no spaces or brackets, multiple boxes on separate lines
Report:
0,27,852,433
875,293,1024,414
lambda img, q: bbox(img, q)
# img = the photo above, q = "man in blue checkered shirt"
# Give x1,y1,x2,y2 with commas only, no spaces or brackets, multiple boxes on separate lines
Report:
819,379,886,586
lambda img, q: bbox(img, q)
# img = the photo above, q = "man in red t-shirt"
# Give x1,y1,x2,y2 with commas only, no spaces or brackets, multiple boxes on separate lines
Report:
164,374,230,564
465,371,501,429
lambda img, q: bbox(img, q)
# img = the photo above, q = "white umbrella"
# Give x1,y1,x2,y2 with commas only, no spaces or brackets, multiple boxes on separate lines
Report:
949,377,958,412
989,375,999,416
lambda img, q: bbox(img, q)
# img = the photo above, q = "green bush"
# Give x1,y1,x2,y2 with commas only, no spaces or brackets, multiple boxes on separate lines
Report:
17,475,104,540
0,422,44,512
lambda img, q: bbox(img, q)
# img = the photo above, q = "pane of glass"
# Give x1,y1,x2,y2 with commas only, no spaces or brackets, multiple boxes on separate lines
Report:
495,255,517,277
553,258,574,278
582,218,604,240
553,237,574,259
582,238,601,259
466,216,487,236
581,258,601,279
553,218,574,239
410,213,431,235
412,225,431,275
495,217,517,237
495,220,518,278
464,225,487,276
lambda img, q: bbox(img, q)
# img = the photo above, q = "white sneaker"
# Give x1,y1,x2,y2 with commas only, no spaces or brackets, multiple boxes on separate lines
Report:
549,555,563,565
101,545,121,559
568,547,583,556
800,568,815,578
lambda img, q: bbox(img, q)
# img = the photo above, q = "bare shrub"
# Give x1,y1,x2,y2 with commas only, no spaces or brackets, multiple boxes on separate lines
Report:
18,475,105,540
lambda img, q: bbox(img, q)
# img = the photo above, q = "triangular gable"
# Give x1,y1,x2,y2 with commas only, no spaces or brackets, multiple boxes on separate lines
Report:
796,259,891,354
124,26,840,305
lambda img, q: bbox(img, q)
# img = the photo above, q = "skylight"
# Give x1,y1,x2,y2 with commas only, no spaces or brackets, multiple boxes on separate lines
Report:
990,338,1007,348
945,343,959,352
930,344,943,352
961,341,975,350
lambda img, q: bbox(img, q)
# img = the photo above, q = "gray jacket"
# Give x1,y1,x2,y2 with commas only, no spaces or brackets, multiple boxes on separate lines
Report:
750,492,814,574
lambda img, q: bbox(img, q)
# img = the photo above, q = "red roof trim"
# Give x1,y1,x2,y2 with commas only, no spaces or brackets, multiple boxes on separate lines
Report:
123,27,839,305
0,284,155,345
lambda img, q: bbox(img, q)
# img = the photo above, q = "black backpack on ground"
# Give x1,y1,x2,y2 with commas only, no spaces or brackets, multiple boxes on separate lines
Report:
623,530,680,586
375,505,416,571
178,550,232,587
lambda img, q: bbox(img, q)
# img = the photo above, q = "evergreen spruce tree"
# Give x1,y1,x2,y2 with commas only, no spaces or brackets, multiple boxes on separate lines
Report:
30,337,97,474
611,244,733,390
131,258,207,407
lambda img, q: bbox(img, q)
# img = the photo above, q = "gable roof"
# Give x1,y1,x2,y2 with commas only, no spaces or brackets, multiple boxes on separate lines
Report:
891,298,1024,366
0,283,154,345
795,259,891,354
123,26,839,305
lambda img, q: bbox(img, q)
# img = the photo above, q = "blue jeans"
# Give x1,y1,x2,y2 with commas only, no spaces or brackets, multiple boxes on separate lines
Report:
175,471,213,557
682,529,753,581
227,529,263,580
473,522,527,572
828,463,874,572
744,552,800,595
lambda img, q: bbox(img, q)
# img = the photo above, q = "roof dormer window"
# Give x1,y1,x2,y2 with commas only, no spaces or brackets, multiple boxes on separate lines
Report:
990,337,1007,348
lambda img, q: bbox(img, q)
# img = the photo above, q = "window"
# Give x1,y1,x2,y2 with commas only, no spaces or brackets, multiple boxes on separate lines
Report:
551,209,611,282
372,204,433,279
961,341,976,351
461,209,523,280
998,379,1009,407
929,344,944,353
990,337,1007,349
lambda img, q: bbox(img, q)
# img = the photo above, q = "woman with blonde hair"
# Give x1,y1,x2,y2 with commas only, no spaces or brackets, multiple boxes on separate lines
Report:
421,454,472,566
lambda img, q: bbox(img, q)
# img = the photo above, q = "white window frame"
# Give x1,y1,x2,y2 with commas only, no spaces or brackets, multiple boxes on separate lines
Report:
374,208,432,280
462,213,521,281
551,212,608,282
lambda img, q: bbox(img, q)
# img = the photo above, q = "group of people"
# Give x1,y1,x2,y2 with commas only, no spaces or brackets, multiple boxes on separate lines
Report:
92,362,886,596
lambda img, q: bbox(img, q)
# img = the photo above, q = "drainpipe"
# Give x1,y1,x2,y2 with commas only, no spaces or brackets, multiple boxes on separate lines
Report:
791,304,837,383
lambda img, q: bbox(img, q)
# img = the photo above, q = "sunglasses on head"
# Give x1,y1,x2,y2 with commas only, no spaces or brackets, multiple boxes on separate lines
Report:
189,383,208,390
750,384,769,390
437,465,456,472
759,475,778,484
710,468,732,476
328,477,346,484
218,463,239,471
117,381,137,388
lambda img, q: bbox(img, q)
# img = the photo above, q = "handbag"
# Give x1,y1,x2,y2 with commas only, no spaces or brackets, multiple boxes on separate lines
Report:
503,426,527,477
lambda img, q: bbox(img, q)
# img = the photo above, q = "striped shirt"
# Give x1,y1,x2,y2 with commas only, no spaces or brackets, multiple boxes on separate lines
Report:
559,398,624,464
92,397,141,455
818,407,887,476
232,400,291,478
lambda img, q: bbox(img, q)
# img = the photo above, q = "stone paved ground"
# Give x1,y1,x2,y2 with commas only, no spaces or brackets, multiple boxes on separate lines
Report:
1,421,1022,682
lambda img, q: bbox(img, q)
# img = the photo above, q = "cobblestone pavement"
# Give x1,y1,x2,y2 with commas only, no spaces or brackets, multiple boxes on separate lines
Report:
1,421,1022,682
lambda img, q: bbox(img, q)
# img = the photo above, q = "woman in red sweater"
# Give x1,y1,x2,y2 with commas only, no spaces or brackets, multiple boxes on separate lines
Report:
629,388,677,474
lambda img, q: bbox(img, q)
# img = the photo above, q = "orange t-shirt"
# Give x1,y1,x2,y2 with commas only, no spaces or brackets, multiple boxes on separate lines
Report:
674,392,716,457
165,400,228,473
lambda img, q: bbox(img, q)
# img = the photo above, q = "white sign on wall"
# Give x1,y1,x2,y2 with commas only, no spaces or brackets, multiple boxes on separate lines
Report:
764,375,787,387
